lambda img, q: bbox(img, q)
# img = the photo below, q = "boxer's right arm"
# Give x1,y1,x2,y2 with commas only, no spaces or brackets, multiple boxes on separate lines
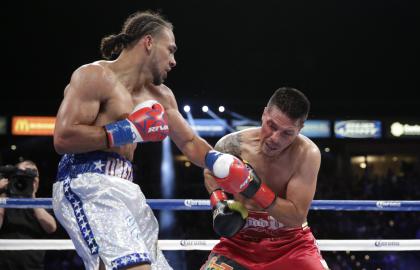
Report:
54,65,109,154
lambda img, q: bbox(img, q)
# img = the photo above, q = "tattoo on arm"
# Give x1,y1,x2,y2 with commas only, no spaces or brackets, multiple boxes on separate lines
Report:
215,133,242,158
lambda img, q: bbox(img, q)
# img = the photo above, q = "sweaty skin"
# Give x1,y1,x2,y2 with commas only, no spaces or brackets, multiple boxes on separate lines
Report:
205,107,321,228
54,25,213,270
54,28,211,166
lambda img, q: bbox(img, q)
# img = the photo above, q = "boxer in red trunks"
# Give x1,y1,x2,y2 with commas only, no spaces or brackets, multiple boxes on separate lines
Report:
202,87,329,270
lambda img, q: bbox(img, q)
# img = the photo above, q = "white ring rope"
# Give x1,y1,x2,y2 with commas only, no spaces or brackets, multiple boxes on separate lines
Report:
2,199,419,252
0,239,419,251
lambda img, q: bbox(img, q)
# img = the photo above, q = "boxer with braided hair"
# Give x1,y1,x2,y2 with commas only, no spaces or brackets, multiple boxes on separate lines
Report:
53,11,245,270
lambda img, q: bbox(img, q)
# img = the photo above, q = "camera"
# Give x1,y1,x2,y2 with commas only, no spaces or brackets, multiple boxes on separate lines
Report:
0,165,38,197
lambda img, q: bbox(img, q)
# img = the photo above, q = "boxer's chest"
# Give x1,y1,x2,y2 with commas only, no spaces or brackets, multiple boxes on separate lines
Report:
241,147,294,198
101,85,167,123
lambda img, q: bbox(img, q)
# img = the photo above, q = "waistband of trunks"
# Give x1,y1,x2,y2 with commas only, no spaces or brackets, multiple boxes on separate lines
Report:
56,151,133,182
237,222,310,242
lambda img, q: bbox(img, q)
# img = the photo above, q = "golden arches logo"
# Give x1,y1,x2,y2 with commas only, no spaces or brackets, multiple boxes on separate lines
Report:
14,119,30,132
12,116,56,136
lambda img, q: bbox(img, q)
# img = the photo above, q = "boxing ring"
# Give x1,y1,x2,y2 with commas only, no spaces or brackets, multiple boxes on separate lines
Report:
1,198,420,253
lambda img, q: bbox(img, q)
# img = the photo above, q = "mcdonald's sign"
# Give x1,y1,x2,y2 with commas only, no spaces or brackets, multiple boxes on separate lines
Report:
12,116,56,136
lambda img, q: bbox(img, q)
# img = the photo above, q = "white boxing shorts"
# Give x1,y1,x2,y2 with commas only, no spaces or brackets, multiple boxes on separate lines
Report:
52,151,172,270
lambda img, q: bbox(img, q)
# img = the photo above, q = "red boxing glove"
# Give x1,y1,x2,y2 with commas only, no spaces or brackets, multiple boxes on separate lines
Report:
205,151,276,209
105,100,169,147
205,151,250,194
240,162,276,209
127,100,169,142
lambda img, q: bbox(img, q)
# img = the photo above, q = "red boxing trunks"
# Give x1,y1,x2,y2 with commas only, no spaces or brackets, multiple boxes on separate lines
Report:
202,211,329,270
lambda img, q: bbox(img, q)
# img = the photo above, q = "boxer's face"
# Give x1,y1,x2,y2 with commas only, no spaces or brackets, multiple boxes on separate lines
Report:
150,28,177,85
260,106,302,157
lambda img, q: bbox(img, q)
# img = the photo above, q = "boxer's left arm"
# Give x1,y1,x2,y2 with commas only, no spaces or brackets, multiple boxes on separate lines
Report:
203,133,277,209
203,132,243,194
266,145,321,227
204,136,248,237
157,85,212,168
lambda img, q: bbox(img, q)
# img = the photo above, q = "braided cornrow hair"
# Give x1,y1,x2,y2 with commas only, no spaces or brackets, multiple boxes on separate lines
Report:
100,10,173,59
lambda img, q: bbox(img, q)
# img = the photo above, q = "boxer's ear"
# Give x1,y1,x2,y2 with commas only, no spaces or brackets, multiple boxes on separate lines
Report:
144,35,154,54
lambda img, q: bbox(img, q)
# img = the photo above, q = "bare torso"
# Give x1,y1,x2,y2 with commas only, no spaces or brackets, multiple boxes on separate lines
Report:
55,57,210,167
69,61,174,160
225,128,315,212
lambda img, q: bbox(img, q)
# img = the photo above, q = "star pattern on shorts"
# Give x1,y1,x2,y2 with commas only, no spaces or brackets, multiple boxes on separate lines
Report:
63,179,99,255
93,160,105,171
57,153,133,182
72,200,81,208
56,152,139,261
111,253,151,270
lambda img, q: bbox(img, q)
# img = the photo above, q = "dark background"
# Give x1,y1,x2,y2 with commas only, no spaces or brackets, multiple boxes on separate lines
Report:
2,0,419,118
1,1,420,269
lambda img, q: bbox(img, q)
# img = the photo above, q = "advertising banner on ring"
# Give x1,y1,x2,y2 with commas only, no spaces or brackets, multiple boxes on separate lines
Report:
190,118,228,137
387,121,420,138
334,120,382,139
12,116,56,136
300,120,331,138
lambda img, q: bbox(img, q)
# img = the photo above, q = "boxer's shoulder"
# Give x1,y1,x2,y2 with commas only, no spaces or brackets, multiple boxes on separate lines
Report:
292,135,321,164
68,63,107,89
214,131,246,158
296,135,320,154
73,62,107,78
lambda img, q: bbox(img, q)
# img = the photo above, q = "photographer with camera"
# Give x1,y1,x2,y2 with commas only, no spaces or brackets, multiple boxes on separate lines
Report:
0,160,57,270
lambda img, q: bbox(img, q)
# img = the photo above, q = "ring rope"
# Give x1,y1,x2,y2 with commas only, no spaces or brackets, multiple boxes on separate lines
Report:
2,199,419,251
0,239,419,251
1,198,420,211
